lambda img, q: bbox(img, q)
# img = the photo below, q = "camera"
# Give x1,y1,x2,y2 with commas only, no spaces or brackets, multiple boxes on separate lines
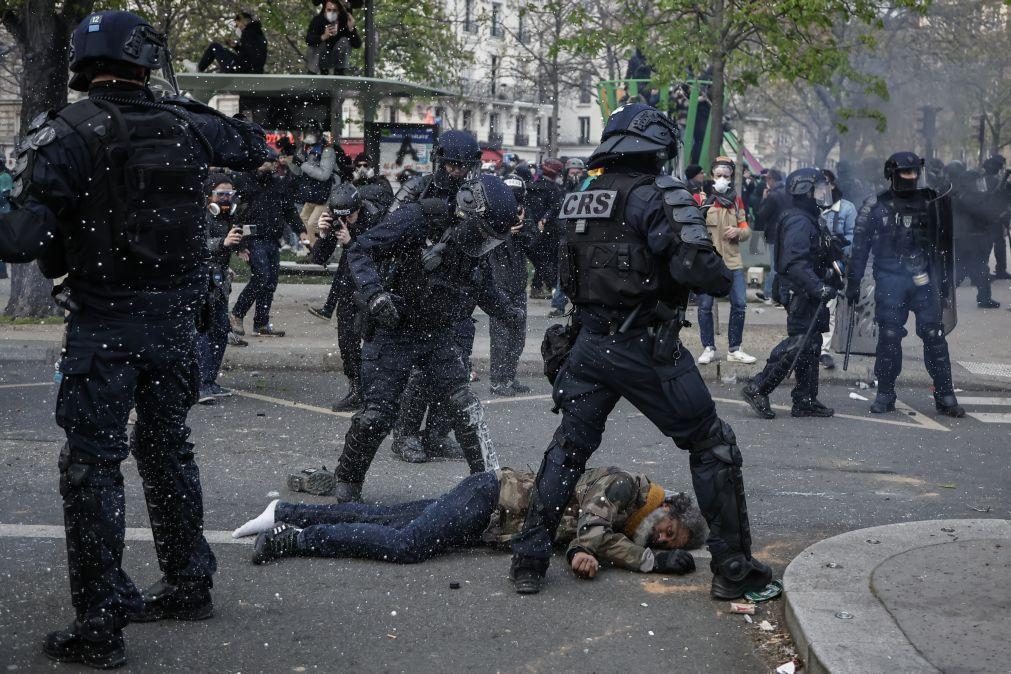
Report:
242,224,259,237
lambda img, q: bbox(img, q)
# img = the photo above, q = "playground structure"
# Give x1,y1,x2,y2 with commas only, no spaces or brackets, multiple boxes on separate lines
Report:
596,79,763,173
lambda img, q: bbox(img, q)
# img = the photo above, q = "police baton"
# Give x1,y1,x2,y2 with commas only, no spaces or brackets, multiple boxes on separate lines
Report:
842,300,857,371
783,294,831,382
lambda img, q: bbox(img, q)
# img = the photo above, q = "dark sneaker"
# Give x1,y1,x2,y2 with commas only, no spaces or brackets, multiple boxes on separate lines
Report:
228,313,245,336
252,524,303,564
424,433,464,460
307,306,333,320
253,324,285,337
791,398,835,417
129,578,213,622
992,271,1011,280
227,331,248,347
510,380,531,394
870,393,896,414
977,299,1001,309
198,389,216,405
332,481,363,503
43,620,126,670
819,353,836,369
511,567,544,595
391,435,429,463
490,381,517,397
934,393,966,418
710,554,774,600
287,466,336,495
742,383,775,419
209,384,233,397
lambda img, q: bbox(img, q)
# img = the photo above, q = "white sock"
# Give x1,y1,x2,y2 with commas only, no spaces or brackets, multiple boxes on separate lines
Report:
232,499,279,538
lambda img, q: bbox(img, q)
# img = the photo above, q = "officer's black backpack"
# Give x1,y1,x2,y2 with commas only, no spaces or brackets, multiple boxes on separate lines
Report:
54,97,208,283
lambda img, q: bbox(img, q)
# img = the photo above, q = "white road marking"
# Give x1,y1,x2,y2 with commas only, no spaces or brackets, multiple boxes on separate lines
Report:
0,523,252,545
230,389,355,418
711,396,950,432
958,396,1011,406
966,413,1011,424
0,382,53,389
481,393,552,406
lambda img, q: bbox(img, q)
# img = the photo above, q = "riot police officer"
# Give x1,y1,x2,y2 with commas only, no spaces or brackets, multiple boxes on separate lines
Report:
306,175,518,502
509,104,772,599
846,152,965,417
742,168,841,419
945,161,999,309
0,11,270,668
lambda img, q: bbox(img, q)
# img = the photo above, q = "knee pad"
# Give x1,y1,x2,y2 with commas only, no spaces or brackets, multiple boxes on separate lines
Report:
692,418,737,453
448,384,480,413
350,406,393,442
916,323,945,345
59,446,121,498
879,324,907,342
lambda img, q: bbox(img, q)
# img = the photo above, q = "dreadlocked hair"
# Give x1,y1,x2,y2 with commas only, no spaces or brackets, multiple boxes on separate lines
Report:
663,492,709,550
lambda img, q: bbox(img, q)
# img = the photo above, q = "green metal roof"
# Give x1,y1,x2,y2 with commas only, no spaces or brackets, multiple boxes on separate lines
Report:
175,73,453,103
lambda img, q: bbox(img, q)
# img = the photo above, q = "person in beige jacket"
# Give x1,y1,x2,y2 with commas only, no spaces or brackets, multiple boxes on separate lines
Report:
693,157,757,365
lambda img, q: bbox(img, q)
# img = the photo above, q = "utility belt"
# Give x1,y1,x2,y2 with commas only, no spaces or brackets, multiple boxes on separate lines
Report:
579,302,691,365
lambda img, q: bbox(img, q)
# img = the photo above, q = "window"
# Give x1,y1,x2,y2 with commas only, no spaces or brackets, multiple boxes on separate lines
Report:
489,112,502,143
388,105,398,123
535,118,542,147
578,116,591,145
547,117,555,145
463,0,477,33
515,115,528,146
579,73,592,105
491,3,503,38
462,109,473,131
490,55,498,96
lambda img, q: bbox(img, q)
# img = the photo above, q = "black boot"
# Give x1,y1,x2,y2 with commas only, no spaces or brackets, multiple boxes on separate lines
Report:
331,379,362,412
391,435,428,463
934,392,966,418
710,553,774,600
978,299,1001,308
791,397,835,417
510,566,544,595
742,383,775,419
870,392,896,414
43,617,127,670
129,577,213,622
424,431,464,460
252,524,303,564
819,353,836,369
332,481,363,503
489,381,518,397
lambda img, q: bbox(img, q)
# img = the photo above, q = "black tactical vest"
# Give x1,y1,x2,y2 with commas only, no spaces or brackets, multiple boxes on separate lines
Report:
53,97,207,287
880,193,931,256
557,172,662,310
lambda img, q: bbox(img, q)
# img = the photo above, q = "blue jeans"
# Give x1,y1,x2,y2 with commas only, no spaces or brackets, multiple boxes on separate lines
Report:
232,239,279,329
283,471,500,562
196,294,229,387
697,268,747,350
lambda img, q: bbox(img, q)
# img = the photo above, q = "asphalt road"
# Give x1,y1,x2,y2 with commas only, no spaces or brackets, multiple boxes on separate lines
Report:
1,360,1007,672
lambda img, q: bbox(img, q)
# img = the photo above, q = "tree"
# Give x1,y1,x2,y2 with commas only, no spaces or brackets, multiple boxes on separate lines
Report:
569,0,924,167
1,0,95,318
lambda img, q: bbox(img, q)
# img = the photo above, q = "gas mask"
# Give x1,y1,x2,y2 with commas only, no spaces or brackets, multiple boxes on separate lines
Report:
353,166,374,181
303,134,318,146
713,177,731,194
325,11,339,22
452,181,508,257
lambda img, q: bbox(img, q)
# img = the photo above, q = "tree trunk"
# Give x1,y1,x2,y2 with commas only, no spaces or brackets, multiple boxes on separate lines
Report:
3,0,90,318
707,51,726,167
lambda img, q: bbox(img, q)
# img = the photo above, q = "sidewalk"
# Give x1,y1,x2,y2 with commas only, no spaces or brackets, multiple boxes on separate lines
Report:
3,277,1011,390
784,518,1011,673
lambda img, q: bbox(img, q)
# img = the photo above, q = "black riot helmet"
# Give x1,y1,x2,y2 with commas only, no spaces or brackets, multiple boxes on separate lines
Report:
501,173,527,209
69,11,168,92
982,154,1006,176
432,130,482,191
786,167,833,208
453,175,518,257
328,182,363,216
587,103,680,170
883,151,924,193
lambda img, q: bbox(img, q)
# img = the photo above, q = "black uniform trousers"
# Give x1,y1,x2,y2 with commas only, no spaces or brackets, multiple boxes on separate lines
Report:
955,235,994,303
510,324,738,570
489,245,529,385
55,313,216,621
752,292,827,402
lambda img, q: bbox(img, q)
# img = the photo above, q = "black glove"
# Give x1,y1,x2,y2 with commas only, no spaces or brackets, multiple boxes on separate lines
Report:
293,151,306,166
845,282,860,303
816,284,836,302
368,291,400,328
421,242,446,272
652,549,695,575
505,306,525,326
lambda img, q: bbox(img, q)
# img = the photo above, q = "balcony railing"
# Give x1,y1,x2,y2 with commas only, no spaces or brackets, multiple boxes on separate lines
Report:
434,77,543,105
514,133,529,146
488,131,504,145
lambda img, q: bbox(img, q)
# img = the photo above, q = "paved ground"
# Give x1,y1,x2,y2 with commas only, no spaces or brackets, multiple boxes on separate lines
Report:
1,354,1009,672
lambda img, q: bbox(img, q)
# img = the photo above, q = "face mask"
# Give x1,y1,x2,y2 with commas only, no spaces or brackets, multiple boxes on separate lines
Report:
354,166,374,181
714,177,731,193
303,135,318,146
325,11,338,22
234,26,243,38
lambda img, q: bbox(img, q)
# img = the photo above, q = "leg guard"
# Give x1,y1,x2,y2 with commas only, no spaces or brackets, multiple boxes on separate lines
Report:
58,445,143,620
447,384,496,472
874,324,906,395
688,419,752,559
336,407,393,483
753,334,805,395
510,433,592,573
392,369,428,440
918,324,955,396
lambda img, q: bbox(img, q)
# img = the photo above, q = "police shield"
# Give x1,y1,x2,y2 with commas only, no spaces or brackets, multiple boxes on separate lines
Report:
928,187,957,334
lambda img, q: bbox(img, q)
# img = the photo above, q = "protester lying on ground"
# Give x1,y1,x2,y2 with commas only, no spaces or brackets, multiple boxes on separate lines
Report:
234,466,707,579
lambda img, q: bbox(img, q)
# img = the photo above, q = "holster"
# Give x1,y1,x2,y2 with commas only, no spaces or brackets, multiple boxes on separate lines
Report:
651,303,689,365
541,317,581,385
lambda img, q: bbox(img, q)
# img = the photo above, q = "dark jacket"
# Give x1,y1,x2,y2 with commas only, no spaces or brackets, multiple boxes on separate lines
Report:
758,182,790,243
232,170,302,243
235,21,268,73
775,199,827,299
205,210,238,302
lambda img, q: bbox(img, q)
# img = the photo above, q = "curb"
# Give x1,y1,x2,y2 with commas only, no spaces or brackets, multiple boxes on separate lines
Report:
783,519,1011,674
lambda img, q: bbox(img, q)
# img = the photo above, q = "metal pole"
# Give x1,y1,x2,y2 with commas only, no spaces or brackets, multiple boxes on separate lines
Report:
364,0,377,78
